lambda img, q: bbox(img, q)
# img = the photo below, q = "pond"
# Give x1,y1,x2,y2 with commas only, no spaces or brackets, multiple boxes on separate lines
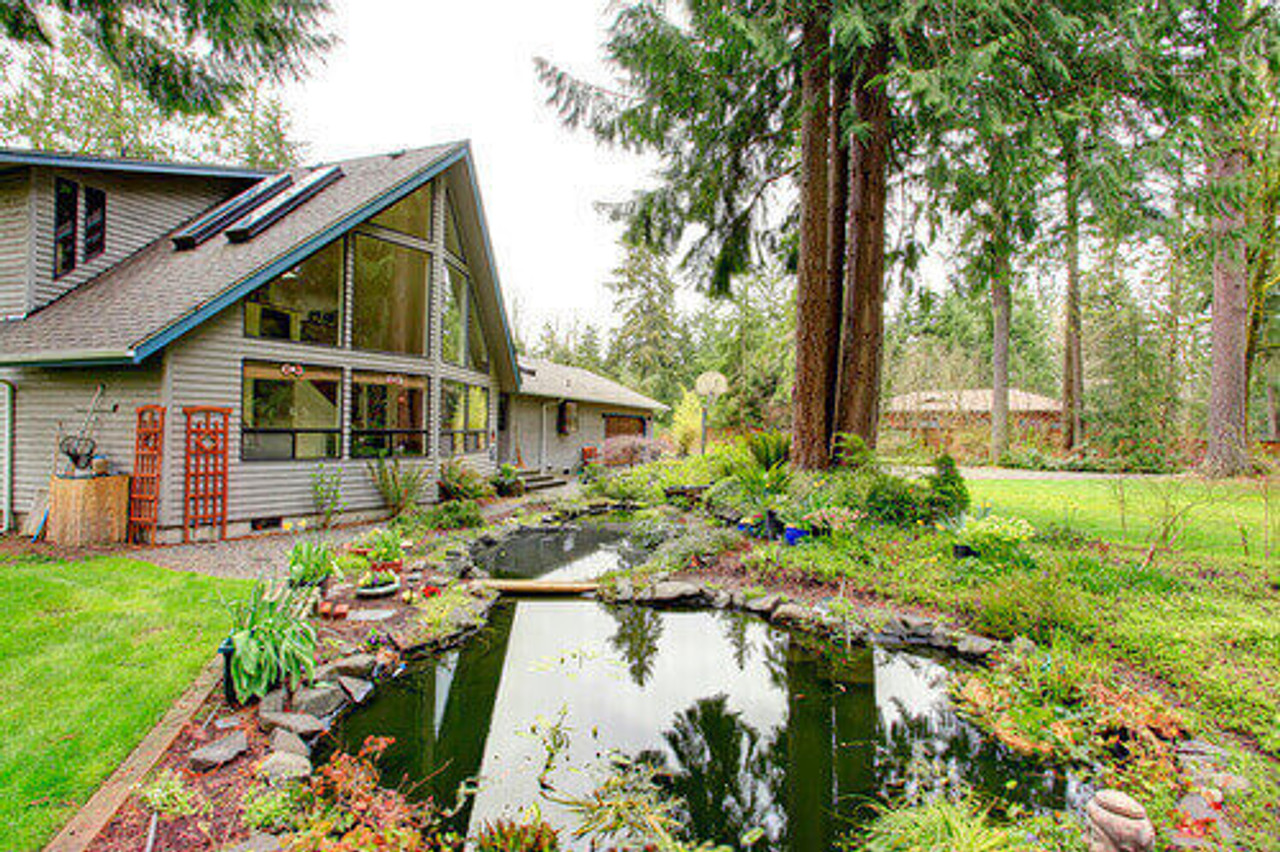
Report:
328,530,1086,850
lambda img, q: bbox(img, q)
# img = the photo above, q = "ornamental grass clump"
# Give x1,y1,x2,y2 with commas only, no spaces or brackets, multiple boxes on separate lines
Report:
857,796,1020,852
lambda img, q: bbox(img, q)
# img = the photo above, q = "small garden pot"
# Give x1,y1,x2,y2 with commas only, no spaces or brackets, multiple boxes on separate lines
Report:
953,543,978,559
783,526,811,547
356,578,402,598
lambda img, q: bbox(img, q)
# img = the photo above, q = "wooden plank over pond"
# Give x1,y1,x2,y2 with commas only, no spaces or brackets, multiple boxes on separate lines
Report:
476,579,598,595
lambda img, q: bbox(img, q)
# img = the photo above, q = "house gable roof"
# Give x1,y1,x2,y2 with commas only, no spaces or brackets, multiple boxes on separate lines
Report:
516,357,667,412
0,147,269,180
0,143,522,388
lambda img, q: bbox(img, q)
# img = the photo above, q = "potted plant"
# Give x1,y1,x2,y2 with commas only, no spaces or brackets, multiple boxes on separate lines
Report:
222,581,316,706
368,528,405,573
356,569,401,598
287,541,337,591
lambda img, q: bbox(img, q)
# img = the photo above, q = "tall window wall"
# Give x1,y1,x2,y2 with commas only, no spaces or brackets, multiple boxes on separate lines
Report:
239,179,493,462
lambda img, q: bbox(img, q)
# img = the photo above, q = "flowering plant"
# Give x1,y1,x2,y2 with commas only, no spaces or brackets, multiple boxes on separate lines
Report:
803,507,865,534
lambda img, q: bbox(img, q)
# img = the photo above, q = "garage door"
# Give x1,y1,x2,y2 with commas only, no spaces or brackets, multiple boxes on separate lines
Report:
604,415,645,439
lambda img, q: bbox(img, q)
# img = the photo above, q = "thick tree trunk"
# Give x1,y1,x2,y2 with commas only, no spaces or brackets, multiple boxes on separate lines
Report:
824,66,853,447
790,0,834,470
1203,147,1252,477
1061,136,1083,450
990,252,1012,462
833,40,890,449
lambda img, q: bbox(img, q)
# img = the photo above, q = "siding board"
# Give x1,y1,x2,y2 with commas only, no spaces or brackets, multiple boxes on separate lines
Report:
0,168,30,318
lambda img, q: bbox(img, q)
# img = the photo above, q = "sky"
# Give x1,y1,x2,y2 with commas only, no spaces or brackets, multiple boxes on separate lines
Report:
281,0,656,344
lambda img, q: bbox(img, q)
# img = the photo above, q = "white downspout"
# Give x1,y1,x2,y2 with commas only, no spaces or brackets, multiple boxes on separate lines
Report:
540,401,556,472
0,381,12,533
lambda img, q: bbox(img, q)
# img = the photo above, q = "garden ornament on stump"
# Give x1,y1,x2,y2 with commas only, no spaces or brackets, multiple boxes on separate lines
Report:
1086,790,1154,852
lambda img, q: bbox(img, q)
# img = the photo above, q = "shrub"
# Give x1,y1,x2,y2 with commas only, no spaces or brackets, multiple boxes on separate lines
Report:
411,499,485,531
476,818,560,852
288,541,337,586
960,514,1036,566
670,389,703,455
225,581,317,703
642,525,742,574
585,466,665,504
864,475,928,525
310,463,343,528
491,464,526,497
333,552,368,579
366,456,430,517
924,454,969,519
241,783,304,833
439,459,496,501
603,434,665,466
745,430,791,470
140,769,202,817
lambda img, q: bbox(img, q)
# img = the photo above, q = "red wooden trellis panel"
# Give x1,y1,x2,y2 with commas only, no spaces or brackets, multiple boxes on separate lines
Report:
127,405,165,545
183,406,230,543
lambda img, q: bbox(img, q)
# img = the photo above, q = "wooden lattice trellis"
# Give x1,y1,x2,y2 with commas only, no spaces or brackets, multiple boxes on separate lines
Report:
183,406,230,543
127,405,165,544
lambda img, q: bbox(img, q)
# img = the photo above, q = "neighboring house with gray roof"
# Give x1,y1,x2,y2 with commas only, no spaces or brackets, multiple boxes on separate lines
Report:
501,357,665,473
0,144,657,540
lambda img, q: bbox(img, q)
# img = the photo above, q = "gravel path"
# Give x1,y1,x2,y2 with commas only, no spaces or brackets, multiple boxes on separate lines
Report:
138,482,581,580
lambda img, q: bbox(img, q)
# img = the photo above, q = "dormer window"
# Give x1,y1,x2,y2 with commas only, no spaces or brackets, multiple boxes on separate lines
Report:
84,187,106,260
53,178,78,278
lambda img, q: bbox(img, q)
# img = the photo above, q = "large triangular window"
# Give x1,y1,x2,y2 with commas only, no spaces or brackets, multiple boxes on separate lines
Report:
444,192,465,261
372,182,432,241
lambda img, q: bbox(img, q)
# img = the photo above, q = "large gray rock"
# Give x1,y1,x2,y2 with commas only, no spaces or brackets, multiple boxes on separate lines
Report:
190,730,247,771
897,613,934,637
257,751,311,784
314,653,376,682
1085,790,1154,852
611,578,634,602
259,711,326,737
643,581,704,603
259,688,286,714
744,593,783,615
709,588,732,609
338,675,373,704
292,683,345,718
270,728,310,758
771,604,810,624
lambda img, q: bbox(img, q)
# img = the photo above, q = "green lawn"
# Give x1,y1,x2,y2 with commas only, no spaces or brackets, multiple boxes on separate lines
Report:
0,555,245,851
968,477,1277,563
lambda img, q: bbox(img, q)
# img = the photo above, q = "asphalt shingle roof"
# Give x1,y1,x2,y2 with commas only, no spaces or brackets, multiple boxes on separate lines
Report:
517,357,666,411
0,143,462,362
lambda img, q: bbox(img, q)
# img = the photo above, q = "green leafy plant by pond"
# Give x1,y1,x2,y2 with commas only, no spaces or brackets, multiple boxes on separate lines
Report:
956,514,1036,568
854,796,1021,852
492,463,527,497
403,499,485,531
225,581,316,703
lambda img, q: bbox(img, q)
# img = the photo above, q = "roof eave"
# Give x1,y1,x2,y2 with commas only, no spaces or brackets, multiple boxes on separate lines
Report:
0,348,137,367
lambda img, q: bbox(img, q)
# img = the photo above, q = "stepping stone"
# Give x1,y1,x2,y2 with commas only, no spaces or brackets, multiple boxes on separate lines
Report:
314,653,376,682
257,751,311,785
270,728,309,758
190,730,247,771
259,711,325,737
349,608,395,623
223,832,282,852
259,689,286,714
338,675,373,704
292,683,345,718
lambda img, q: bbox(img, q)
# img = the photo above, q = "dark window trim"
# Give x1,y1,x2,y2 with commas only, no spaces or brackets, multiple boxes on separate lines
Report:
239,358,344,462
53,177,78,279
83,186,106,261
349,371,431,458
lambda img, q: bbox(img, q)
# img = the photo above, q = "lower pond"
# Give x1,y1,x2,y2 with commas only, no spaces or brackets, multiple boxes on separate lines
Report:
328,529,1086,850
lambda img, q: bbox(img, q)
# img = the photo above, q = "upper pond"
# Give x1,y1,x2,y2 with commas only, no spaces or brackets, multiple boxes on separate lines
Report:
329,529,1086,850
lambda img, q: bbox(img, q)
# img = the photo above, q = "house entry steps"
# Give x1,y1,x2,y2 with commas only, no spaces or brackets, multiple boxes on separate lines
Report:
517,469,568,493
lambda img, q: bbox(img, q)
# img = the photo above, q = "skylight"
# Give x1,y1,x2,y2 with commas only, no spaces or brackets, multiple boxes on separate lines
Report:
225,165,344,244
172,172,293,250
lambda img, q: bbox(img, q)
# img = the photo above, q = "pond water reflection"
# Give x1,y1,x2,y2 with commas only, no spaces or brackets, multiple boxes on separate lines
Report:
328,599,1085,850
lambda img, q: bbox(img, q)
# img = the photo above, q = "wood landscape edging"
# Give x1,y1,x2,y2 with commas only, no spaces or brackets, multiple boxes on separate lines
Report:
43,657,223,852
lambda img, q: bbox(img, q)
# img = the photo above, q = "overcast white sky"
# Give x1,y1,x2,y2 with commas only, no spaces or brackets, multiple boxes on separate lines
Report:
281,0,655,344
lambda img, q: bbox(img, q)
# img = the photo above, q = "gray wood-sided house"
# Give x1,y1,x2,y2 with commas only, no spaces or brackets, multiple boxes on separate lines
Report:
0,144,661,541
